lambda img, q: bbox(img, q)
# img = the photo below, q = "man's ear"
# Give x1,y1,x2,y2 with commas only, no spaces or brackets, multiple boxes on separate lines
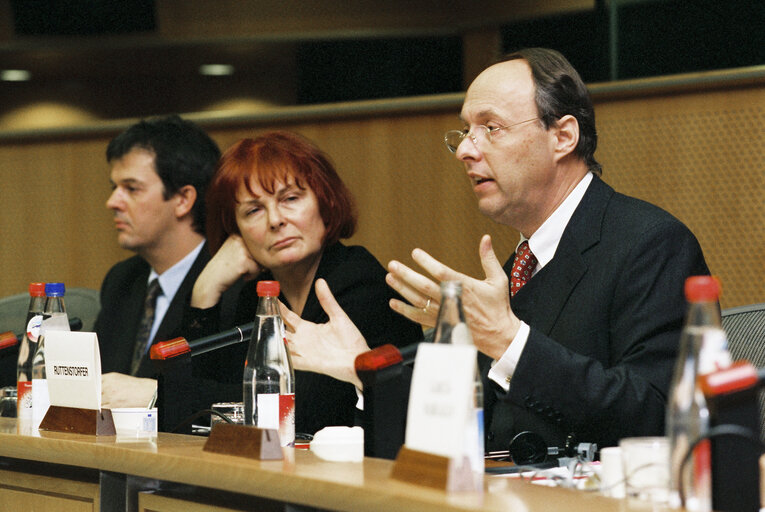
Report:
173,185,198,219
552,114,579,163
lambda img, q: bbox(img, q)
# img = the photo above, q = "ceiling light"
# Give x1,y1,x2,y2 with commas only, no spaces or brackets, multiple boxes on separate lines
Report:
199,64,235,76
1,69,31,81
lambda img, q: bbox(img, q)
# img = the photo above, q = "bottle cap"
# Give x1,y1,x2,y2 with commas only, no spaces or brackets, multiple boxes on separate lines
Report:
685,275,720,302
29,282,45,297
256,280,280,297
45,282,66,297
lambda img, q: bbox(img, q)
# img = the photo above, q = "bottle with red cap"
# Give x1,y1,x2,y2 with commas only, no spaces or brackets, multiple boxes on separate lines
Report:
666,276,731,511
16,282,46,419
243,281,295,446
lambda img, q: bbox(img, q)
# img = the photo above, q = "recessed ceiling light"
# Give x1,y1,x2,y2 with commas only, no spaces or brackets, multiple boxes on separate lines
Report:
199,64,235,76
1,69,31,81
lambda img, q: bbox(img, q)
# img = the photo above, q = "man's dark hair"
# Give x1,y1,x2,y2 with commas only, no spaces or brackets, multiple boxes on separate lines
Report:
106,115,221,234
501,48,602,175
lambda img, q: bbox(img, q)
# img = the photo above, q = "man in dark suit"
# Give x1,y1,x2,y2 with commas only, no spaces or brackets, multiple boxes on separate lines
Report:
287,48,708,453
384,48,709,451
94,115,221,408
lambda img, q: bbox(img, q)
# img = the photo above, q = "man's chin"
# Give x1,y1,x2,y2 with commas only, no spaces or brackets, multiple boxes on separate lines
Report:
116,235,140,252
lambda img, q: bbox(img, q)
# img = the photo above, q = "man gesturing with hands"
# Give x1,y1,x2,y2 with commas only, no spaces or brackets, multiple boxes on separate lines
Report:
284,48,709,451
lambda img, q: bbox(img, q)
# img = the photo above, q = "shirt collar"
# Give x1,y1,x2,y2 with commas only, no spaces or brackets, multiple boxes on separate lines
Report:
148,240,205,300
520,172,593,270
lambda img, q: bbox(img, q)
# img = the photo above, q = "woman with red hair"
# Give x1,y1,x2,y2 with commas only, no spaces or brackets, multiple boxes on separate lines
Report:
187,131,421,437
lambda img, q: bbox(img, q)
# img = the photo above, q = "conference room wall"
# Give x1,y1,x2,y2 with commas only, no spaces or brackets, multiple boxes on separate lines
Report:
0,69,761,311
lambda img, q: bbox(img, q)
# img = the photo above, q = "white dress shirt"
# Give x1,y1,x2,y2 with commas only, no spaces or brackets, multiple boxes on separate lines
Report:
488,172,593,390
144,241,205,351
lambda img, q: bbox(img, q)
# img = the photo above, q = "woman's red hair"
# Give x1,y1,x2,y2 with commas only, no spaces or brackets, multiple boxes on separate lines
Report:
206,131,358,253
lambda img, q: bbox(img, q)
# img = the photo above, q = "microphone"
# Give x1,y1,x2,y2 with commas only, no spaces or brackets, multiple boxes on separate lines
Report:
698,361,763,512
149,322,254,434
0,332,17,351
0,316,84,353
354,342,420,377
353,341,424,459
150,322,255,361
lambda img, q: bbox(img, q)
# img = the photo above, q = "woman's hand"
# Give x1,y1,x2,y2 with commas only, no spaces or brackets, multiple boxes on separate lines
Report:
191,235,261,309
281,279,370,389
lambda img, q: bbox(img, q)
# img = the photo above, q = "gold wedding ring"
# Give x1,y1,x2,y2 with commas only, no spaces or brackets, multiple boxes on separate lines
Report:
423,298,431,313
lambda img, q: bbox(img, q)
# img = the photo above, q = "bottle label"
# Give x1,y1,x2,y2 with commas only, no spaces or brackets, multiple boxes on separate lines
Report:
31,378,50,429
26,314,43,342
280,393,295,446
256,393,279,430
17,380,32,418
698,328,731,375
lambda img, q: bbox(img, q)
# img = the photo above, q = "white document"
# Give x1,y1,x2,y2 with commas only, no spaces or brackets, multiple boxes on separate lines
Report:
45,331,101,410
405,343,476,459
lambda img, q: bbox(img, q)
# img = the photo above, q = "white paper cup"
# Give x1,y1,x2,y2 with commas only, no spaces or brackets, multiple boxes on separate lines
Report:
599,446,625,498
619,436,670,504
111,407,158,438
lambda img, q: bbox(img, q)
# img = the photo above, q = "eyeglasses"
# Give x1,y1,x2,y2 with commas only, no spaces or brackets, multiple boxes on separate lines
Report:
444,117,539,153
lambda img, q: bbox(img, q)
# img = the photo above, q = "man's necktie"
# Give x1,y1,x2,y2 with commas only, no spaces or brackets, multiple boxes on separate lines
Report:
510,241,538,297
131,278,161,376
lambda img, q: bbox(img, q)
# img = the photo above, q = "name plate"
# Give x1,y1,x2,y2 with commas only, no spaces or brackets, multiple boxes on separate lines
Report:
405,342,476,459
45,331,101,410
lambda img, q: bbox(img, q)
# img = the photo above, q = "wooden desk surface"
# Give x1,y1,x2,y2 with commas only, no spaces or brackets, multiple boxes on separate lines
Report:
0,418,663,512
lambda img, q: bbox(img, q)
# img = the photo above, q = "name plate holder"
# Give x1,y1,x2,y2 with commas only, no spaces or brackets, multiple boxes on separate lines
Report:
389,342,482,493
203,423,283,460
391,446,478,492
39,405,116,436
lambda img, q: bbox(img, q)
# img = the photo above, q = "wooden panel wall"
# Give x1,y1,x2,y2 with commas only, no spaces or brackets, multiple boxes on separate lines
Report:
0,72,762,310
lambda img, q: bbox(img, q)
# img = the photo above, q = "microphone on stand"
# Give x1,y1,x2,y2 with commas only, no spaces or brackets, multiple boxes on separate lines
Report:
1,318,84,387
149,322,254,434
150,322,254,361
698,361,765,512
0,316,83,352
354,341,424,459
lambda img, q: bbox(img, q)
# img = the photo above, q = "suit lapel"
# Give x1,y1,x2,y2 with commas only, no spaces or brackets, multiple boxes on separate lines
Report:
152,243,211,345
112,263,151,374
510,177,614,336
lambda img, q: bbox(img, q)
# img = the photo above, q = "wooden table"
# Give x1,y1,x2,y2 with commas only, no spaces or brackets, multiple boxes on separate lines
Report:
0,417,664,512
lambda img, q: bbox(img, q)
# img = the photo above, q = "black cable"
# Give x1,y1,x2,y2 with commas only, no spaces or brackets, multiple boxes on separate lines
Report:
677,424,764,507
169,409,235,433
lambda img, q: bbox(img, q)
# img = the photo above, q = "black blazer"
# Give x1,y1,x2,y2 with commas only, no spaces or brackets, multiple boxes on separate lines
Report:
186,242,424,436
95,243,226,378
483,176,710,451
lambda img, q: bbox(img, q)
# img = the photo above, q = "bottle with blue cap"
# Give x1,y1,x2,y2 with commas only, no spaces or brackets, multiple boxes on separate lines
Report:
31,282,70,428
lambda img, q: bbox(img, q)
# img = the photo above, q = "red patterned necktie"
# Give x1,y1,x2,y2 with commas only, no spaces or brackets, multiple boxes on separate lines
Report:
510,241,538,297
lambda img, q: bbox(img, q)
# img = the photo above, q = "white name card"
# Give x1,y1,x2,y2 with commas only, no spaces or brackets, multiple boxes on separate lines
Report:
404,343,476,459
45,331,102,410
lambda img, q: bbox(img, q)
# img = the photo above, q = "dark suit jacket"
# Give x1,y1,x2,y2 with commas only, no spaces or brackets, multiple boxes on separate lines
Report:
483,176,709,451
95,243,238,379
186,242,424,436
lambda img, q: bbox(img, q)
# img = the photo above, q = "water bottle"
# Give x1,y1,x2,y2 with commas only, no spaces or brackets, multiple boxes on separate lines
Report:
432,280,484,490
31,282,70,428
243,281,295,447
667,276,731,511
16,282,46,419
